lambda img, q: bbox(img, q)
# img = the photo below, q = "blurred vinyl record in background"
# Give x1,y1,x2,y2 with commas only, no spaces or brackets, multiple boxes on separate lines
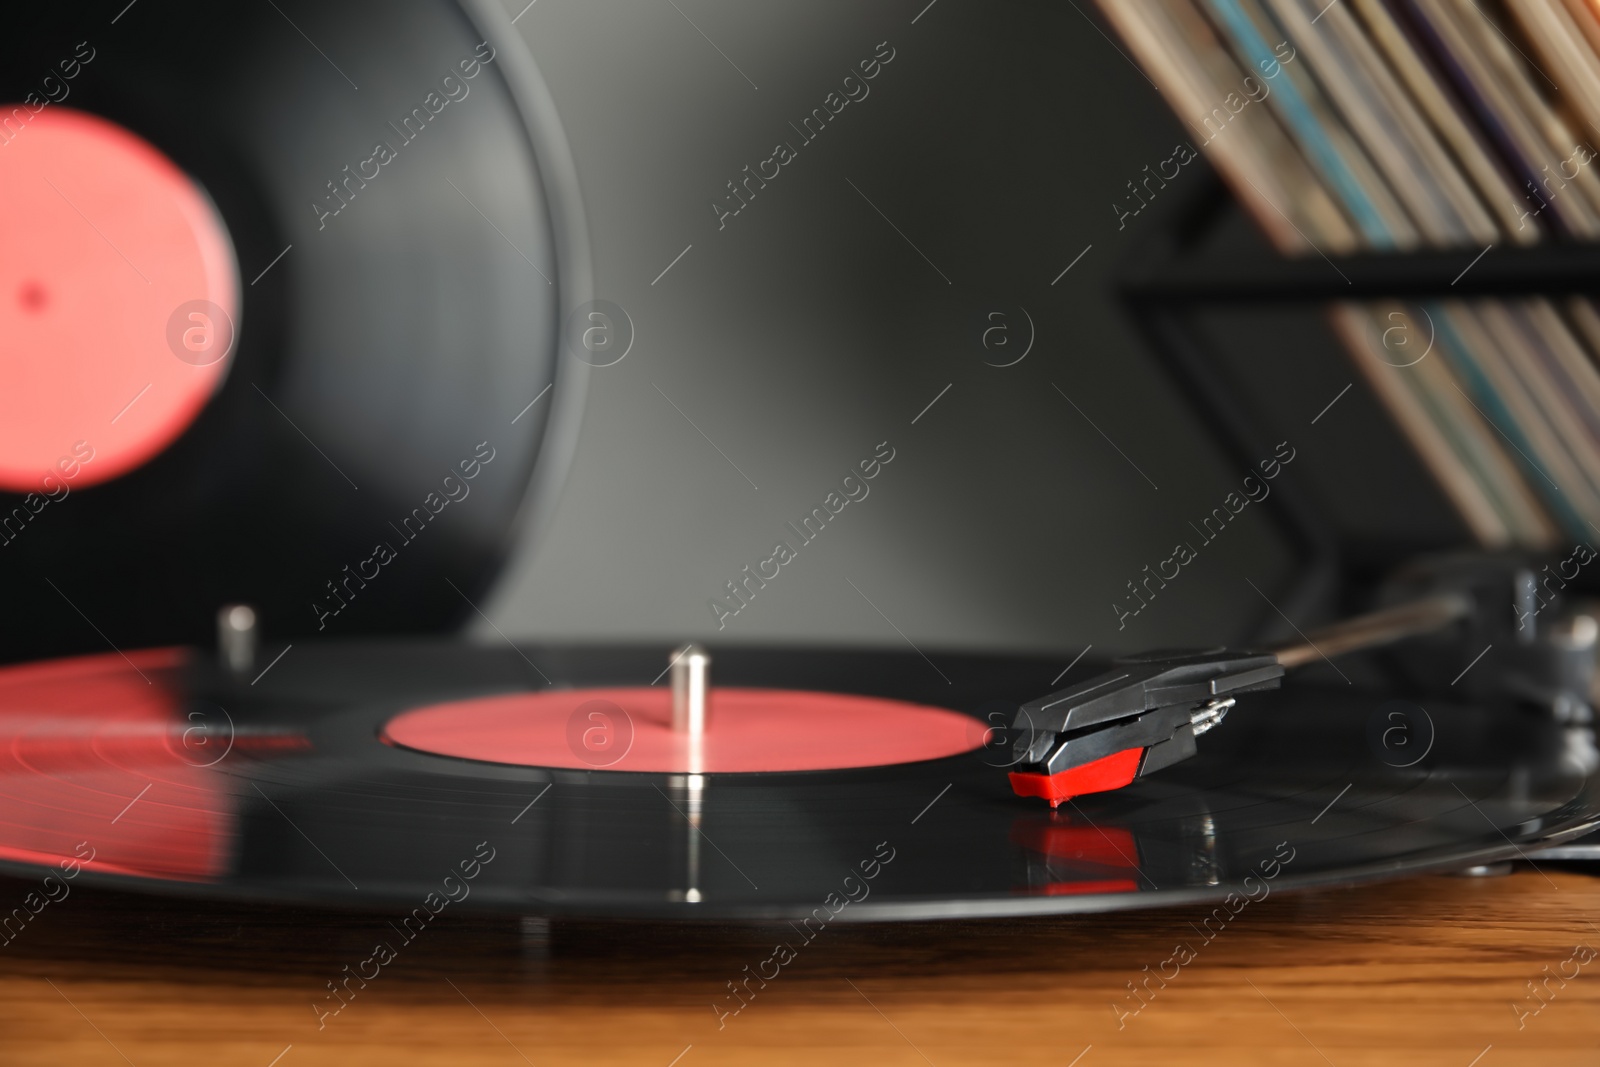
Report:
0,0,589,664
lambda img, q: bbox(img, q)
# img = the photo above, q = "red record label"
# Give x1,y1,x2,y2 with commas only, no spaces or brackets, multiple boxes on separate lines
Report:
383,687,987,773
0,108,238,491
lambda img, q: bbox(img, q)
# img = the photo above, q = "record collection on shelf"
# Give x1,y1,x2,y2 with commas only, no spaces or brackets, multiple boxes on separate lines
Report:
1098,0,1600,548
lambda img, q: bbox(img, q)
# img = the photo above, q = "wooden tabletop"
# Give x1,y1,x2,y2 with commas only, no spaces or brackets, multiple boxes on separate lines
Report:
1,867,1597,1066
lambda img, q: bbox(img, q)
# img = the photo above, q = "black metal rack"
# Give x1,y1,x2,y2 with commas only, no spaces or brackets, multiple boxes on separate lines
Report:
1125,231,1600,301
1114,177,1600,642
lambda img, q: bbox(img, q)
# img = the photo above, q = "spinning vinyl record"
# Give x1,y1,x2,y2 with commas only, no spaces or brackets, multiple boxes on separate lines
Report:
0,643,1594,920
0,0,588,662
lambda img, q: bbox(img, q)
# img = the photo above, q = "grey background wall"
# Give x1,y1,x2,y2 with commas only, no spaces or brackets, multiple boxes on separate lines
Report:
478,0,1308,657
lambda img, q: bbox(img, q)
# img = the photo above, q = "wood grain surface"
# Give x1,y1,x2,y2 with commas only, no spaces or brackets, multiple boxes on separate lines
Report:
1,867,1597,1066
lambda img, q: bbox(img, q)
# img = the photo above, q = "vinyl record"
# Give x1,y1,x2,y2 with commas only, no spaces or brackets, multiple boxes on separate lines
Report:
0,643,1594,920
0,0,588,662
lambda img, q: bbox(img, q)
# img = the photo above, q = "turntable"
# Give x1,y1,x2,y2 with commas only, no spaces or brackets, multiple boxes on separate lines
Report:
4,0,1600,1062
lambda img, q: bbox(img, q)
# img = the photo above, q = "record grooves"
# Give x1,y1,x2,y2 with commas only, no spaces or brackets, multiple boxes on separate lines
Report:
0,643,1593,921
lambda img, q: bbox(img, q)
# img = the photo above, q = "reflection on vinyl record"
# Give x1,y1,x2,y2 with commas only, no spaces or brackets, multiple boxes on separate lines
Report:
0,644,1593,920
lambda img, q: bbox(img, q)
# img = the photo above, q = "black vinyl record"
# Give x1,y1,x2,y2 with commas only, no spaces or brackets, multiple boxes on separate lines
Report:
0,643,1594,921
0,0,588,662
